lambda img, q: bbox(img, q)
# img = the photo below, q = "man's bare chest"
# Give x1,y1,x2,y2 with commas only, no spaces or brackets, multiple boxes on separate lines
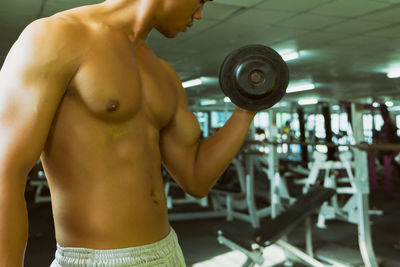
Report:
66,42,178,128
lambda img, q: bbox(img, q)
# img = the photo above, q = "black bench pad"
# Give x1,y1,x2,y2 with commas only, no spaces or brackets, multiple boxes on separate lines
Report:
219,186,335,251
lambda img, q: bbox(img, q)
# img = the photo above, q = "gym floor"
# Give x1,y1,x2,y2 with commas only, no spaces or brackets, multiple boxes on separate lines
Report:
25,190,399,267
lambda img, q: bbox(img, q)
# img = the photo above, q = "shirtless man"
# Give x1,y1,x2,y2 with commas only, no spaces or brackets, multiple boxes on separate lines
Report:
0,0,257,266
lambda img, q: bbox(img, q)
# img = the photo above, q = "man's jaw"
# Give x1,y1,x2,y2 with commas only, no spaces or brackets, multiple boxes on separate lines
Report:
184,22,193,32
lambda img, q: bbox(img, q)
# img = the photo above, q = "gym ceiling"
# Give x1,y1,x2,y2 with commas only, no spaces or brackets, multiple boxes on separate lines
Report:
1,0,399,109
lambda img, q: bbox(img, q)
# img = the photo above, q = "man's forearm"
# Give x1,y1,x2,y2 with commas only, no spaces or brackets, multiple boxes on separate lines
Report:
0,178,29,267
192,107,256,194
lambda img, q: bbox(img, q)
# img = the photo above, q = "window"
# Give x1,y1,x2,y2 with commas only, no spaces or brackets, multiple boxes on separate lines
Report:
194,112,209,138
291,113,300,138
253,112,269,129
211,111,232,129
363,114,373,143
374,114,384,131
276,112,291,128
306,114,325,139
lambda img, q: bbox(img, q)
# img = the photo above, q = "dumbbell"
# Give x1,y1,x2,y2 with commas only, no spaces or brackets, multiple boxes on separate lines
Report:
219,44,289,111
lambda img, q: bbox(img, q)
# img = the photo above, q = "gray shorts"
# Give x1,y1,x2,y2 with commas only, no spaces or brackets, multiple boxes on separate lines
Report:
50,228,186,267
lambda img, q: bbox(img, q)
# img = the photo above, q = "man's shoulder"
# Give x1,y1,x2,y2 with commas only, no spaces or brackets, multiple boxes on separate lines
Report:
23,15,86,48
158,59,181,83
158,59,184,89
9,16,85,72
156,58,189,104
158,58,174,74
16,15,88,65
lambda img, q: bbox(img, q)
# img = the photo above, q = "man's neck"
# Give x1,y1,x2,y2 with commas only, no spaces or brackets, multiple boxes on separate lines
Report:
87,0,159,44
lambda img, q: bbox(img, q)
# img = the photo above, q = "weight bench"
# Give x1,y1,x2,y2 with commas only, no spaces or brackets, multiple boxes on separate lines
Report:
217,186,335,267
29,179,51,204
210,183,244,221
167,179,244,221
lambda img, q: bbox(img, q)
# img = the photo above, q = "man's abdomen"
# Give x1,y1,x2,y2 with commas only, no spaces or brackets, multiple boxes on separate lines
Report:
41,98,171,249
48,172,170,249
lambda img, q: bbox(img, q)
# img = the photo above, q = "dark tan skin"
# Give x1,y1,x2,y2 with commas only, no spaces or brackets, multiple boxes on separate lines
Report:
0,0,257,265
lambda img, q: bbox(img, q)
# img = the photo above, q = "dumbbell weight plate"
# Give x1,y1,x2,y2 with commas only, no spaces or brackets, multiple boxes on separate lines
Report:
219,45,289,111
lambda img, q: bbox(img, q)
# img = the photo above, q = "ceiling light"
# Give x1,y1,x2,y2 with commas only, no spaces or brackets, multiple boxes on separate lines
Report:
287,83,315,93
385,101,394,107
272,102,287,108
280,102,287,107
224,97,231,103
182,78,202,88
372,102,379,108
387,70,400,78
200,99,217,106
282,52,299,61
298,98,318,105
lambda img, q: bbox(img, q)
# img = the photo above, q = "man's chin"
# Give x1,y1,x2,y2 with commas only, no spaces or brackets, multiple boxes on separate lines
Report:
155,28,178,39
164,32,179,39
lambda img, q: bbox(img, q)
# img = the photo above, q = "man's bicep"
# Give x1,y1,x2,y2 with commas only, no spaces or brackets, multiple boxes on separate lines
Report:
0,81,62,177
160,102,202,194
160,106,201,166
158,59,202,187
0,19,79,176
159,58,201,154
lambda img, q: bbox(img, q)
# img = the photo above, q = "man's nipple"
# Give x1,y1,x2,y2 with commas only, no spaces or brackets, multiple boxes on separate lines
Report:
106,100,120,112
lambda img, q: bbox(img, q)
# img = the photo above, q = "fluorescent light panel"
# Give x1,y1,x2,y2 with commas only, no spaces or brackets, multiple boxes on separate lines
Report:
200,99,217,106
287,83,315,93
182,78,202,88
282,52,299,61
298,98,318,105
332,105,340,111
224,97,231,103
387,70,400,78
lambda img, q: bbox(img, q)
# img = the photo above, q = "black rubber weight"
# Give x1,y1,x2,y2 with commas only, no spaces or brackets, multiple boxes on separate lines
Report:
219,44,289,111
